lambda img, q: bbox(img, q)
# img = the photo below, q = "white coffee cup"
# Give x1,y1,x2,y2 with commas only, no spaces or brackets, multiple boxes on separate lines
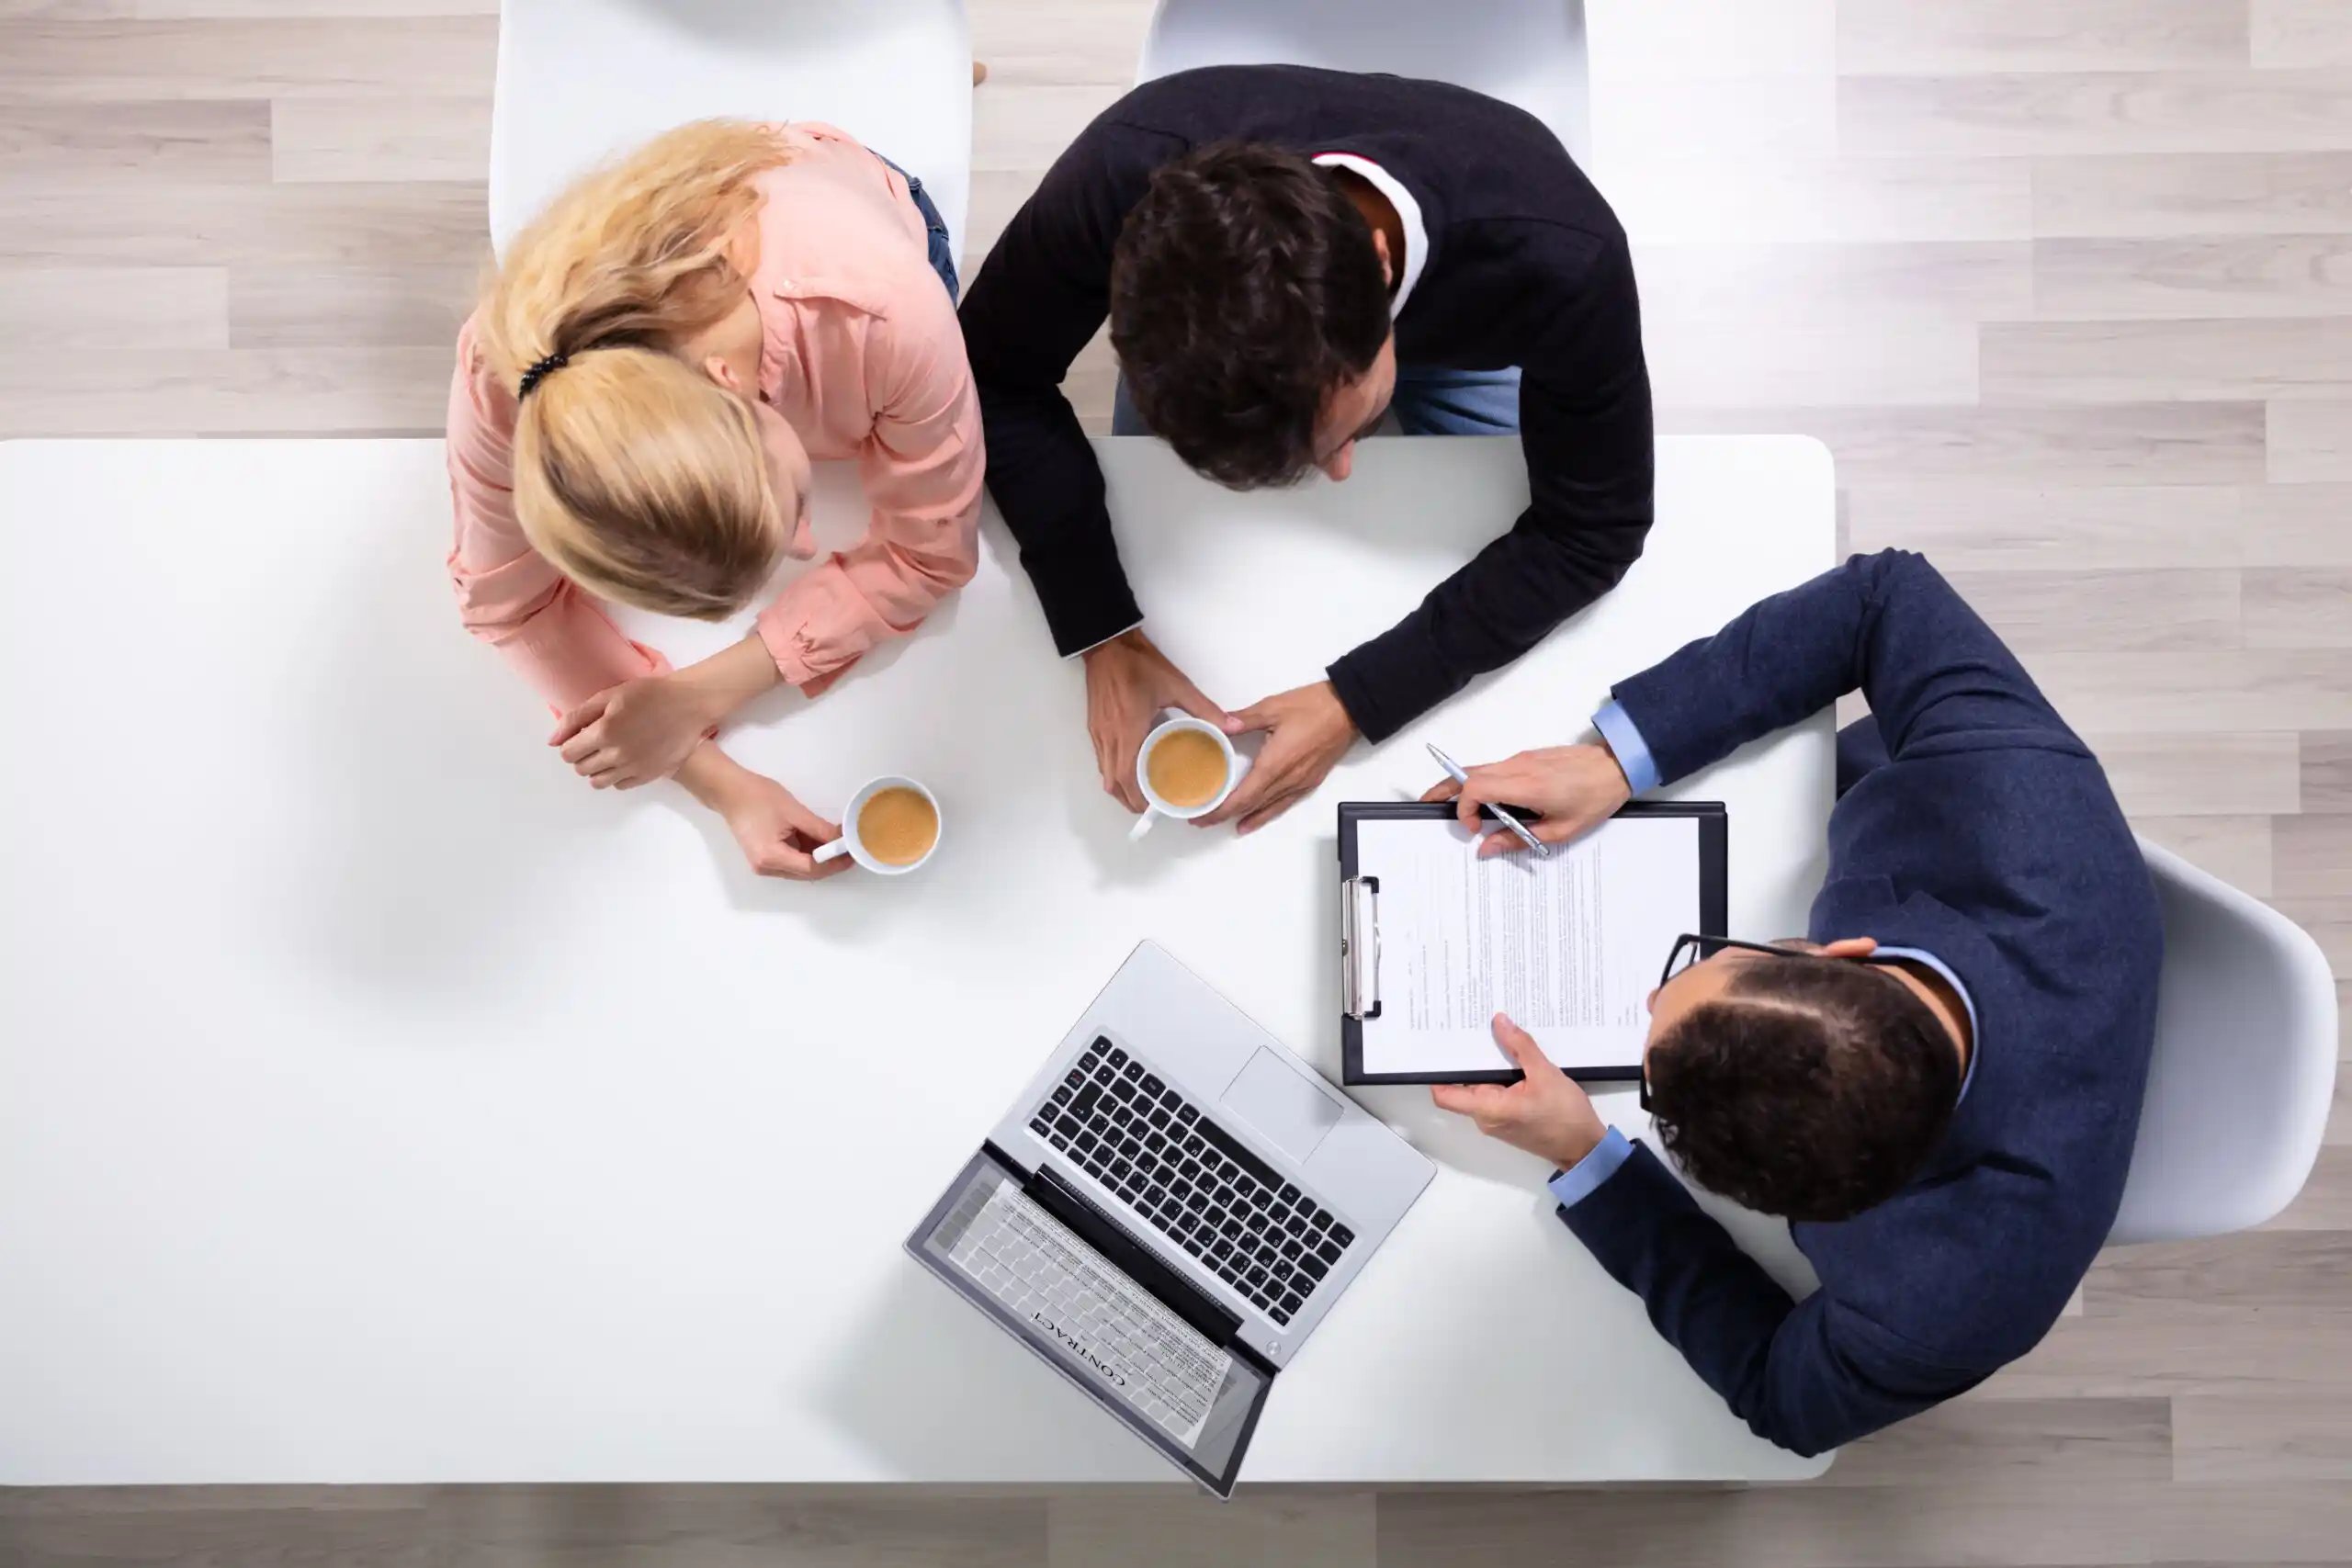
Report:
1130,712,1249,840
813,775,942,874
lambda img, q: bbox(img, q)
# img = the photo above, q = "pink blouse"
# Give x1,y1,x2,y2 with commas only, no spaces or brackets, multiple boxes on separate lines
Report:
445,123,984,712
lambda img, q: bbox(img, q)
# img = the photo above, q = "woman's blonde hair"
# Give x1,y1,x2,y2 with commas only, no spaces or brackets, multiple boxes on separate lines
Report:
477,119,798,619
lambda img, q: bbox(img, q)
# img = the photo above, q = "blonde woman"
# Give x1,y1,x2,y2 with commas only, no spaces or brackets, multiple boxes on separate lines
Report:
447,120,980,880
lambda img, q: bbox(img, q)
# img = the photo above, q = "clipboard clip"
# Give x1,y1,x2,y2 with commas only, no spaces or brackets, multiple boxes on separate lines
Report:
1340,874,1382,1021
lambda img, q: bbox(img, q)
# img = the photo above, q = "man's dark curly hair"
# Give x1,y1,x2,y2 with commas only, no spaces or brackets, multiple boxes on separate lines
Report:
1109,141,1392,490
1647,957,1962,1224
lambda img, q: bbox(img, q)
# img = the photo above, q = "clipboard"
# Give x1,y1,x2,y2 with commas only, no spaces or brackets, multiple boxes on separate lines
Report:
1339,800,1729,1086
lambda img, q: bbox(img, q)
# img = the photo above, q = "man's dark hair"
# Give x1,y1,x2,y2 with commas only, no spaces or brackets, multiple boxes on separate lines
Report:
1109,141,1392,490
1647,958,1962,1224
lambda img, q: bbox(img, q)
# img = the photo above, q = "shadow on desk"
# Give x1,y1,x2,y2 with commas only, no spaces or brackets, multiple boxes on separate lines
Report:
812,1264,1167,1482
284,504,919,998
1057,766,1250,891
286,510,625,1002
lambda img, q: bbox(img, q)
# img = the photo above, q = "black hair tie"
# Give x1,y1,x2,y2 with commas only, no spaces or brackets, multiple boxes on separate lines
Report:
517,352,570,400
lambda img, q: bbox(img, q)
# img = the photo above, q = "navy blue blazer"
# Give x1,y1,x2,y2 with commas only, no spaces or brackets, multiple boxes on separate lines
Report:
1563,549,2163,1456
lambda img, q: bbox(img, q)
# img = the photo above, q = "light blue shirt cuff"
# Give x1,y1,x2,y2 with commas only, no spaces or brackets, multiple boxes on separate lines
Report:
1593,701,1659,796
1546,1126,1634,1210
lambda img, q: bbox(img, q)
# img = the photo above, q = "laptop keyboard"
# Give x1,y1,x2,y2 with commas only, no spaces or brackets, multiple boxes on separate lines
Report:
944,1179,1228,1448
1028,1037,1356,1327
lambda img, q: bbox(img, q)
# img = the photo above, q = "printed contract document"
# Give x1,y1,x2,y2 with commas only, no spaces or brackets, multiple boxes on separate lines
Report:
1353,812,1707,1079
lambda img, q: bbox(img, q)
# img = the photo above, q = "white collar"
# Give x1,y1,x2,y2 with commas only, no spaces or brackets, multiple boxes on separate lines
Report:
1310,152,1427,318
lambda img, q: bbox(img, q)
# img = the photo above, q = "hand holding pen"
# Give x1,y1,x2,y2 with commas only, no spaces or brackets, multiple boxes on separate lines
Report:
1420,742,1634,860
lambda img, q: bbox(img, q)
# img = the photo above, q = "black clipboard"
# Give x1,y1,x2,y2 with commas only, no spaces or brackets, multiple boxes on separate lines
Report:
1338,800,1729,1086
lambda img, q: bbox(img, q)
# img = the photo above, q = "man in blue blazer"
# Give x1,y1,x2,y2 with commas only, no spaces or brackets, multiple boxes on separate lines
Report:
1425,549,2163,1455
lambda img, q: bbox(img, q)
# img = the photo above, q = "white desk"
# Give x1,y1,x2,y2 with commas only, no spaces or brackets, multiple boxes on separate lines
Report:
0,434,1834,1485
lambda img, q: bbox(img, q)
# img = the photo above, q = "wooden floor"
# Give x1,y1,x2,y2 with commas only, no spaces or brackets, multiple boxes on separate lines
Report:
4,0,2350,1562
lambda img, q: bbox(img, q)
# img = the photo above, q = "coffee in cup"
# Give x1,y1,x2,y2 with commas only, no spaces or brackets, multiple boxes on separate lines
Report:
1144,727,1229,809
856,785,939,867
813,775,943,874
1130,713,1247,840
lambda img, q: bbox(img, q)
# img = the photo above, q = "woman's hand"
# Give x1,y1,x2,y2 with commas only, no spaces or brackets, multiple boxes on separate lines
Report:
551,637,780,790
677,748,850,881
552,674,720,789
716,773,853,881
1419,742,1634,858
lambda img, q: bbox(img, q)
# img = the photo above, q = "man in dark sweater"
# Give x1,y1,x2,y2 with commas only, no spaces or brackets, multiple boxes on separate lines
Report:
958,65,1653,829
1425,551,2163,1455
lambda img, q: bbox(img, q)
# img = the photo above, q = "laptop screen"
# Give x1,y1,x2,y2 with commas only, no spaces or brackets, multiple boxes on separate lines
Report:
909,1150,1272,1496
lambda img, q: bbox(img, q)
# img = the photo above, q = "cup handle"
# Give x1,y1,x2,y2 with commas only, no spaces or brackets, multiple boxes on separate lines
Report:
1128,810,1159,842
813,837,854,864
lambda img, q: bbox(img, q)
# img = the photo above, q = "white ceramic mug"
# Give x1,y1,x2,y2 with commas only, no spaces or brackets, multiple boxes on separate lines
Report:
813,775,942,874
1130,712,1249,840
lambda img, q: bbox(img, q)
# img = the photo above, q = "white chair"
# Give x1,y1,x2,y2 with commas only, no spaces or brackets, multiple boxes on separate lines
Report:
2108,838,2339,1245
489,0,972,265
1136,0,1591,170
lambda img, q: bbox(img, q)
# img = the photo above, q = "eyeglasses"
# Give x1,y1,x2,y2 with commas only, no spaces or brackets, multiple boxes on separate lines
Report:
1641,934,1910,1111
1657,933,1809,989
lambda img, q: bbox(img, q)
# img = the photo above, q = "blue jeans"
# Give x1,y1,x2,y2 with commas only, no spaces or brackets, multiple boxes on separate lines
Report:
1112,362,1521,437
880,155,959,302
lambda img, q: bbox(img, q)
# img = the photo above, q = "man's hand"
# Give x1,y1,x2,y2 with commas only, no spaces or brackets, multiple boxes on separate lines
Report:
1419,742,1634,858
1081,629,1229,813
552,636,779,790
1200,680,1358,834
676,747,850,881
1430,1015,1610,1169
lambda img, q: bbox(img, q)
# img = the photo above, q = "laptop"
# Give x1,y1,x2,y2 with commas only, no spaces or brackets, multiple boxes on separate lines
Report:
906,941,1435,1497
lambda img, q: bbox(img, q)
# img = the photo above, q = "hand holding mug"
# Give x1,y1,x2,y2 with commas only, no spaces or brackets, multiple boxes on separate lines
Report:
678,752,850,882
1082,630,1229,814
1200,680,1357,834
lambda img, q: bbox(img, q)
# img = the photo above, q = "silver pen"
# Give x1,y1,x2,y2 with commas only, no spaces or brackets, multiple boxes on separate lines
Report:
1427,743,1550,859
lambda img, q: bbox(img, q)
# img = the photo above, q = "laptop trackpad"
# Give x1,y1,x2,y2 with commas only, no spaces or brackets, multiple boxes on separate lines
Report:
1220,1049,1342,1165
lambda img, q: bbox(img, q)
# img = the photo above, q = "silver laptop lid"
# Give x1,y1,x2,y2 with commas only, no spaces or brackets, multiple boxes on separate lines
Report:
906,1147,1271,1499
